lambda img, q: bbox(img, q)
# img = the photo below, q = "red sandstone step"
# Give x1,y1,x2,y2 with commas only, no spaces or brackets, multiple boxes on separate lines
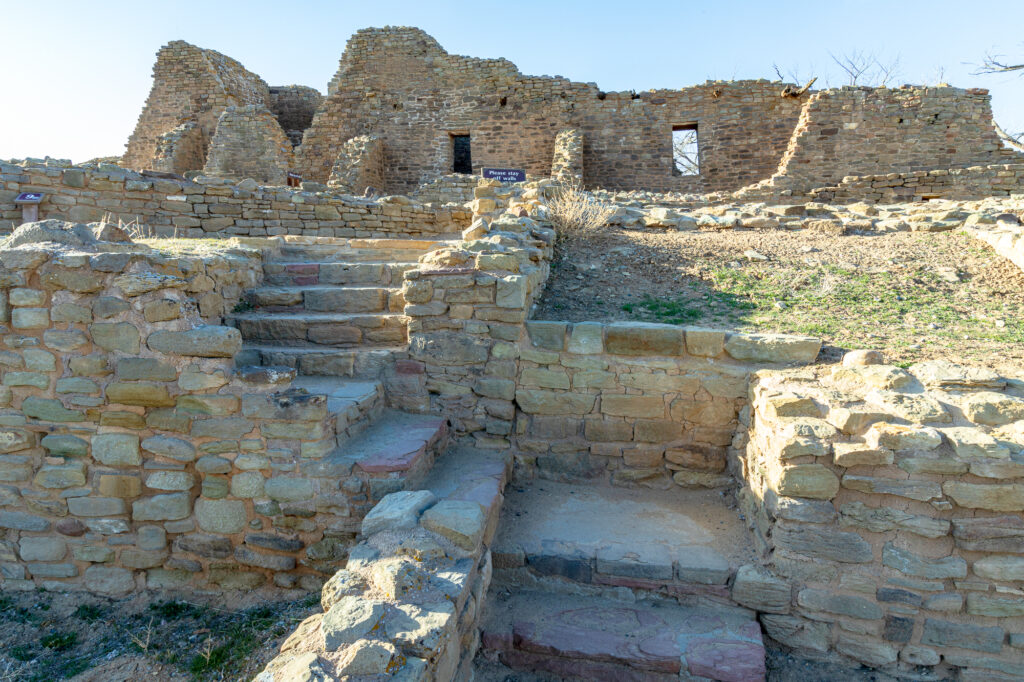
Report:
481,591,765,682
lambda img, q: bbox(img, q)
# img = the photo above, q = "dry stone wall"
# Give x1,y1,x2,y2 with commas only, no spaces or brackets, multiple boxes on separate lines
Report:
516,322,820,489
123,41,271,172
736,358,1024,677
550,128,584,185
740,86,1019,198
202,105,293,185
267,85,323,147
810,163,1024,203
295,27,807,194
0,161,469,238
0,235,449,595
326,135,385,196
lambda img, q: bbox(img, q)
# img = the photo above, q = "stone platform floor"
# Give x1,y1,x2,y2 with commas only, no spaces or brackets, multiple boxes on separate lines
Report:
492,480,758,588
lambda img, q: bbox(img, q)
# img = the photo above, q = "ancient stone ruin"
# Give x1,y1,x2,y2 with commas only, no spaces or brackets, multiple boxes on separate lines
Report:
1,24,1024,682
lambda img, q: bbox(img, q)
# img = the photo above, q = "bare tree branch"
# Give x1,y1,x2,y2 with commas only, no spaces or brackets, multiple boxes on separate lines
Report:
672,129,699,176
993,119,1024,154
829,51,900,87
782,77,817,98
975,53,1024,75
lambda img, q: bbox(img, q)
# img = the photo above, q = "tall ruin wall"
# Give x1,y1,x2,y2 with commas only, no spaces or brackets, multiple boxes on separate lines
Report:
295,27,807,195
740,85,1020,197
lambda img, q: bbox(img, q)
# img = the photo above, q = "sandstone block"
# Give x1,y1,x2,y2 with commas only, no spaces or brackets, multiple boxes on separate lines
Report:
147,326,242,357
362,490,437,537
420,500,486,550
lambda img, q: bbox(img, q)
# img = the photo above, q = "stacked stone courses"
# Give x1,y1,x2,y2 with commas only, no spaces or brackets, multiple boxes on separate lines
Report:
0,160,469,238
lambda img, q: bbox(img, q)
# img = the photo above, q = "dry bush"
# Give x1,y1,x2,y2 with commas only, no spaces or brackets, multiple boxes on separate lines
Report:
99,213,179,240
545,183,617,241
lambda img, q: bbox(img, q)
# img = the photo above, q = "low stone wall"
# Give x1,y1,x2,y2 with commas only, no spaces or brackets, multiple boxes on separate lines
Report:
965,221,1024,273
411,174,479,206
258,450,510,681
809,163,1024,204
516,322,821,489
737,358,1024,677
0,238,437,595
0,160,469,239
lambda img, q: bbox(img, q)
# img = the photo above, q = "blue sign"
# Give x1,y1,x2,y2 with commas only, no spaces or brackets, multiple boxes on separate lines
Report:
14,192,43,204
482,168,526,183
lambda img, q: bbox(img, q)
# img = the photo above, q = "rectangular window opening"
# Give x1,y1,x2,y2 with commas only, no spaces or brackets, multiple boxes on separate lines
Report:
451,134,472,174
672,124,699,176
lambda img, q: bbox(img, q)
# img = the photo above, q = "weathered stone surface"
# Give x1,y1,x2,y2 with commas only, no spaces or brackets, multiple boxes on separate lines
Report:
770,464,839,500
797,588,882,619
92,433,141,467
90,322,141,353
921,618,1004,653
420,500,485,550
833,442,893,467
19,537,66,562
117,358,177,381
234,546,296,571
145,471,195,491
321,569,368,612
173,533,232,559
842,475,941,502
605,323,682,356
865,390,950,423
516,390,595,415
973,555,1024,581
84,565,134,595
321,596,385,651
337,640,397,676
141,435,196,462
22,397,84,422
0,511,50,531
943,481,1024,511
761,614,830,652
839,502,950,538
943,427,1010,460
34,462,86,488
384,601,456,657
882,542,966,579
410,331,489,366
732,564,790,613
864,423,942,451
195,499,247,534
148,326,242,357
68,496,126,516
264,478,313,502
132,492,191,521
773,523,873,563
962,391,1024,425
106,382,175,407
362,490,437,537
724,333,820,364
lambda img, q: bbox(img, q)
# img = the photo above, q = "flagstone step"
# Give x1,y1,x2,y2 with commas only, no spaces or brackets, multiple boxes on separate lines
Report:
479,590,766,682
262,260,418,286
303,409,449,511
226,312,408,346
246,285,401,313
237,344,404,378
491,481,758,603
289,376,385,444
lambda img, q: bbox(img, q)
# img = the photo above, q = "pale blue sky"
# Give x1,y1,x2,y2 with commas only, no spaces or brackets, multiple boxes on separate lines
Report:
2,0,1022,162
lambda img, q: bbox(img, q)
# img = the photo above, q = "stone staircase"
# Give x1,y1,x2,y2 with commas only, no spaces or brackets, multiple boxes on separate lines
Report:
231,236,454,519
232,237,446,378
477,481,768,681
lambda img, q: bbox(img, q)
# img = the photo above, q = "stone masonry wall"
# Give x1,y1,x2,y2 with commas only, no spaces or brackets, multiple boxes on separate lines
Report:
515,321,821,490
550,128,584,185
296,27,807,194
267,85,323,147
739,86,1021,198
326,135,386,196
809,163,1024,204
0,237,445,595
735,358,1024,677
123,41,270,171
151,121,207,176
203,105,294,185
0,161,469,238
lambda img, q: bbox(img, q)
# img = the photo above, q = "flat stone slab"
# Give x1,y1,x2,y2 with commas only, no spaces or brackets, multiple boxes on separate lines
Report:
493,480,755,586
340,410,446,474
483,590,765,681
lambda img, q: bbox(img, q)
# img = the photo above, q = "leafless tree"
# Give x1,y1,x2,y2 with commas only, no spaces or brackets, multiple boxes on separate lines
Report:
830,51,901,86
976,53,1024,74
672,130,699,175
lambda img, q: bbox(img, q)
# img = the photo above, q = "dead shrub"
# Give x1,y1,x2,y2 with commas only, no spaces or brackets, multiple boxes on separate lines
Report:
545,183,617,241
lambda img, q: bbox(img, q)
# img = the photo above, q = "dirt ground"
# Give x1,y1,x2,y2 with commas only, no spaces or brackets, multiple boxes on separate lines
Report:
534,227,1024,377
0,588,317,682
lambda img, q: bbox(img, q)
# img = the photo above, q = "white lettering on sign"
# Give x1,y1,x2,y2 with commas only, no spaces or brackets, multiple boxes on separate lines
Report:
481,167,526,183
14,192,43,204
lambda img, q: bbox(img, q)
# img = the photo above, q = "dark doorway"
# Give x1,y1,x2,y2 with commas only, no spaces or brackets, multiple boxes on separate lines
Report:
452,134,472,174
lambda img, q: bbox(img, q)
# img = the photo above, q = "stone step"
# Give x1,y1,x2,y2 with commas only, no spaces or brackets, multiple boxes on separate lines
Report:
303,409,449,512
479,590,766,682
226,312,408,346
274,242,437,263
290,376,385,444
262,260,418,286
237,344,403,378
247,285,401,313
491,481,758,603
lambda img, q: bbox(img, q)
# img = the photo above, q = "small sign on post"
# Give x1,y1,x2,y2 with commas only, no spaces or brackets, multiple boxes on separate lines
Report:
481,167,526,183
14,192,43,224
286,171,302,188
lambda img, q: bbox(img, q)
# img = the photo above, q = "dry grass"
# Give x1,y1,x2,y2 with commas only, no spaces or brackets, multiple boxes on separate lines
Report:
545,183,617,241
99,213,179,240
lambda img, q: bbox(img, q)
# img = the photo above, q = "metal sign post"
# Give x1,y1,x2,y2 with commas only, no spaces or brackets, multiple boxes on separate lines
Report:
14,193,43,224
